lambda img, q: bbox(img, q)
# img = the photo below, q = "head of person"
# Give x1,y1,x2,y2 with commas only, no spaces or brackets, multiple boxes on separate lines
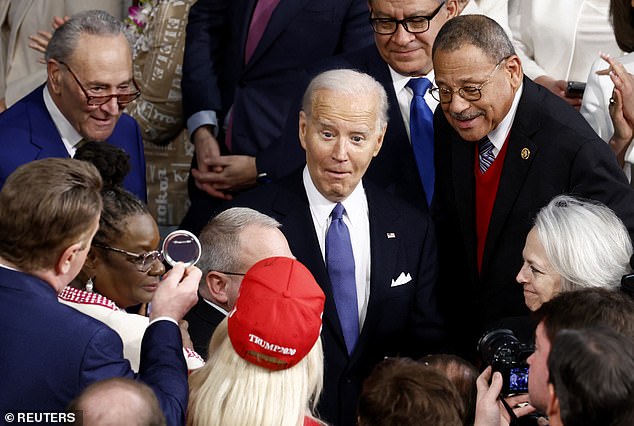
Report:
420,354,478,425
0,158,102,292
526,288,634,414
368,0,459,77
45,10,139,142
197,207,293,311
300,69,388,202
516,195,633,311
432,14,522,142
68,377,165,426
357,357,465,426
546,327,634,426
75,142,164,308
610,0,634,53
187,257,326,426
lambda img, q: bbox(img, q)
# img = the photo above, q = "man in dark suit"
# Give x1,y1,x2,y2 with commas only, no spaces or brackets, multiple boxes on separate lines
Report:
179,0,374,235
231,69,445,426
185,207,293,358
0,158,200,426
0,10,146,201
430,15,634,358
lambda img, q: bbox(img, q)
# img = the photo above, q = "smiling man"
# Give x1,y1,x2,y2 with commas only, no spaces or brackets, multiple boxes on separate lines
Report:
0,10,146,201
230,69,445,425
430,14,634,359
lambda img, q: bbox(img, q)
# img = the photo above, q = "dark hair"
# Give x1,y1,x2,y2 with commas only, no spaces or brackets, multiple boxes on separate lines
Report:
358,357,464,426
548,328,634,426
534,288,634,343
74,142,148,246
610,0,634,52
432,14,516,64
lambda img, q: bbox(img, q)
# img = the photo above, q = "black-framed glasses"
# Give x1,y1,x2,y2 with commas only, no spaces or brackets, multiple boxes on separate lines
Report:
93,244,163,272
217,271,246,277
369,1,445,35
430,57,508,104
58,61,141,107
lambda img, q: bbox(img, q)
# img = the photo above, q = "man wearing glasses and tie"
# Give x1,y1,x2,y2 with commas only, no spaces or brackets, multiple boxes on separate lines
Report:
430,15,634,361
0,10,146,202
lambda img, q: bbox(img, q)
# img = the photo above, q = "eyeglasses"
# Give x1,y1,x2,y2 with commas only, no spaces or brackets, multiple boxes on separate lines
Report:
430,57,508,104
217,271,246,277
58,61,141,107
369,1,445,35
93,244,163,272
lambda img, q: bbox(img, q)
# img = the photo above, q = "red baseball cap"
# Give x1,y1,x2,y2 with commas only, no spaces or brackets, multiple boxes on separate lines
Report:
227,256,325,371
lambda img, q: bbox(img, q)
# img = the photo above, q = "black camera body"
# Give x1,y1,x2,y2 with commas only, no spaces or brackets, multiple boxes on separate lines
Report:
478,329,534,396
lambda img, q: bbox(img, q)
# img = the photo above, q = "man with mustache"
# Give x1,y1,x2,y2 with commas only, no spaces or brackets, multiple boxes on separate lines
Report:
430,14,634,359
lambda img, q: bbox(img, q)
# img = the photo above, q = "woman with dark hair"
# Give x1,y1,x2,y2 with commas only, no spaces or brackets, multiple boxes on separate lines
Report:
58,141,203,371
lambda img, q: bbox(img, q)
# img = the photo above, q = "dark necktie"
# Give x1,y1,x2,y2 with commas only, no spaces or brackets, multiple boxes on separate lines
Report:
244,0,280,63
325,203,359,354
479,136,495,173
407,77,435,206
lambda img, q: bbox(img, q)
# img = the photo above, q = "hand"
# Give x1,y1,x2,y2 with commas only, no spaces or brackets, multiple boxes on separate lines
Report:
192,126,231,199
474,367,508,426
149,263,201,322
28,16,68,64
178,319,194,350
600,53,634,125
534,75,582,109
190,154,257,193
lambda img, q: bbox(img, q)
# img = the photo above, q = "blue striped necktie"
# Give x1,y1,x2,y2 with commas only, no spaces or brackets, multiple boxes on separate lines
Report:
479,136,495,173
407,77,435,206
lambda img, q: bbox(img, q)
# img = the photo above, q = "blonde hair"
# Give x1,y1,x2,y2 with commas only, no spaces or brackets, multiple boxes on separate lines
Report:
187,319,324,426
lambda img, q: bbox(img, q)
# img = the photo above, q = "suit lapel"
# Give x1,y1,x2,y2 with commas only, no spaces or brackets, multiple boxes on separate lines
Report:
26,86,68,158
452,135,478,275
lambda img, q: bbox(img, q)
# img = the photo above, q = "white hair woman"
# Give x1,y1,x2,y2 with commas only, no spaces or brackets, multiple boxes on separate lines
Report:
516,195,633,311
187,257,326,426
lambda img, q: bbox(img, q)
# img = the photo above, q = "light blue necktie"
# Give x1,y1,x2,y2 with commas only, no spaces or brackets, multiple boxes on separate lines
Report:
325,203,359,354
479,136,495,173
407,77,435,207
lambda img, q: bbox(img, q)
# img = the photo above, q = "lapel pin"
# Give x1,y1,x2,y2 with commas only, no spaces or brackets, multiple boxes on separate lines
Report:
386,232,396,239
520,147,530,160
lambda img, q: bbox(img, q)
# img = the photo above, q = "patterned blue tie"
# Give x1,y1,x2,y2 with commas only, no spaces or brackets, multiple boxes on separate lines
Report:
407,77,435,207
325,203,359,354
479,136,495,173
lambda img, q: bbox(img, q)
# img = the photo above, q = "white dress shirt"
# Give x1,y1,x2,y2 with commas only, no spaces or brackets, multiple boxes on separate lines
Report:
303,166,371,328
390,66,439,141
43,86,84,157
485,83,524,158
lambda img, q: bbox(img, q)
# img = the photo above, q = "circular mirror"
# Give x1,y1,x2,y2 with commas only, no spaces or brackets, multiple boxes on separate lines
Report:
162,230,201,267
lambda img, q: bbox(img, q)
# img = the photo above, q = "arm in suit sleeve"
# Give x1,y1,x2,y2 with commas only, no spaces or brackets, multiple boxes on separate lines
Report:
181,0,228,123
80,321,188,426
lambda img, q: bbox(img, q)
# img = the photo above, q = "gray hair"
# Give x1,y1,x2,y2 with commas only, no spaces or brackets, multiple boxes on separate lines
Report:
197,208,282,283
45,10,132,63
301,69,389,131
534,195,633,292
432,14,515,64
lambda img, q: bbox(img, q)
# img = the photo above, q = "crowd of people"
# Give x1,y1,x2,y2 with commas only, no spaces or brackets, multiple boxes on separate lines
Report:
1,1,634,425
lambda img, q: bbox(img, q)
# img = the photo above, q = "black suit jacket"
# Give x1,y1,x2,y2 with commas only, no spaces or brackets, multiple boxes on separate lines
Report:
232,169,445,426
184,296,226,360
433,77,634,357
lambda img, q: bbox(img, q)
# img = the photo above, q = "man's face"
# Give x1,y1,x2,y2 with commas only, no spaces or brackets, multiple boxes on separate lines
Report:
527,321,552,413
370,0,457,76
433,44,522,141
300,89,385,202
225,225,294,309
48,33,134,141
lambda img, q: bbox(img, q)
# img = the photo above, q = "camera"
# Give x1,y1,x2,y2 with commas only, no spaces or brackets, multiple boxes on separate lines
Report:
478,329,534,396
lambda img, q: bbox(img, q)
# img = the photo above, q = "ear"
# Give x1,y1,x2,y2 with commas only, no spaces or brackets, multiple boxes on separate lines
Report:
206,271,229,305
82,248,98,275
372,124,387,157
299,110,308,151
546,383,561,422
446,0,460,18
505,54,523,90
47,60,63,95
56,241,85,276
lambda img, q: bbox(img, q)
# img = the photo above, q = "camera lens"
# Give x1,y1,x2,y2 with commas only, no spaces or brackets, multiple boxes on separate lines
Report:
478,329,519,366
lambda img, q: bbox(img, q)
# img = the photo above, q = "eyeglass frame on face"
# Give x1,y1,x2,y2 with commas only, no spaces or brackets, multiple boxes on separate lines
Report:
430,56,509,104
57,60,141,107
93,243,163,273
369,1,446,35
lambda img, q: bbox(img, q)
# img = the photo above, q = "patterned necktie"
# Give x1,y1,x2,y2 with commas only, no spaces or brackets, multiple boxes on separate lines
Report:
244,0,281,63
407,77,435,207
325,203,359,354
479,136,495,173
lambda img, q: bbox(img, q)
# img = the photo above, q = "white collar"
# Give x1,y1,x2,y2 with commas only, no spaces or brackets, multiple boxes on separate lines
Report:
487,83,523,152
43,85,83,156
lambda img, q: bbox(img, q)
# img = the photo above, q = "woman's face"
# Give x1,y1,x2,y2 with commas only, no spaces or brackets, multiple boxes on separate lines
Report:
516,227,562,311
92,213,164,308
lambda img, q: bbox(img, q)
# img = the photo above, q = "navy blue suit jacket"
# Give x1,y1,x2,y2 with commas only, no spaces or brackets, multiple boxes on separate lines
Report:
0,267,187,426
183,296,226,360
433,78,634,357
0,85,147,201
232,170,445,426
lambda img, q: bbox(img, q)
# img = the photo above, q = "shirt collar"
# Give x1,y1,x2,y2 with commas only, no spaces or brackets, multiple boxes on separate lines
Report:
389,65,436,94
488,83,523,152
43,85,84,156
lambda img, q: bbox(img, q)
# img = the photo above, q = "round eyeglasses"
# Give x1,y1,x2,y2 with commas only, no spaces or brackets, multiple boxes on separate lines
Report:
430,57,508,104
93,244,163,273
